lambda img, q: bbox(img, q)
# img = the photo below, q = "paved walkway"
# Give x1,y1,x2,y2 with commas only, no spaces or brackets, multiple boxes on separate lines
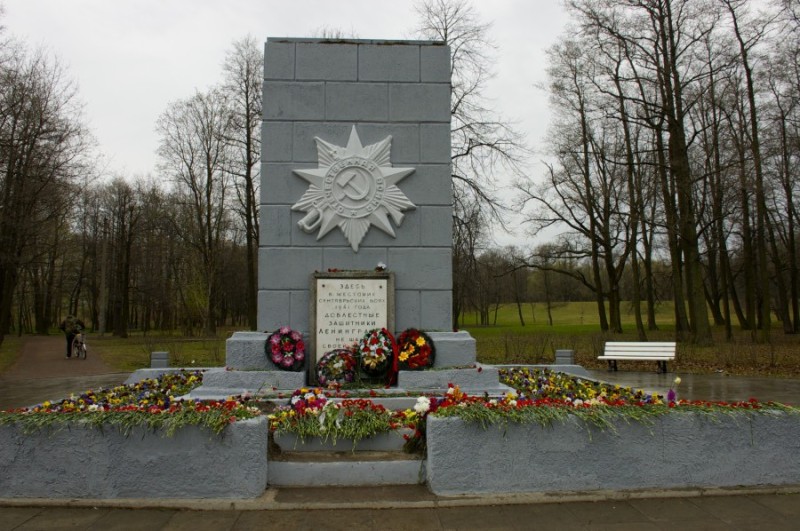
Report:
1,488,799,529
2,336,800,529
0,335,127,410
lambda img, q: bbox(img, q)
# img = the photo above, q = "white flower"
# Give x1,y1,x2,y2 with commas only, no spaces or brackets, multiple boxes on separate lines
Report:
508,400,517,407
414,396,431,414
446,387,455,395
376,261,387,270
488,399,498,406
674,376,682,386
573,399,584,407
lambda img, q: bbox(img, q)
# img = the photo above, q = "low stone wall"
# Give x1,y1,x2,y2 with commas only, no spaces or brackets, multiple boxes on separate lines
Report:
0,417,268,499
426,412,800,496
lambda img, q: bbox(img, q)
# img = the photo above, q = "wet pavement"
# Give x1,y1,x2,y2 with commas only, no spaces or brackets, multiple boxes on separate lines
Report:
0,373,129,410
1,488,799,530
585,369,800,406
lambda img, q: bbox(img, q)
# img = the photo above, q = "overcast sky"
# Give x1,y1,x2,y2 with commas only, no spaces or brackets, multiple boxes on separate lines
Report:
4,0,570,245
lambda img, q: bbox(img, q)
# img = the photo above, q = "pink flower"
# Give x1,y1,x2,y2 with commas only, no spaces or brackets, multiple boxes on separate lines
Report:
279,326,290,335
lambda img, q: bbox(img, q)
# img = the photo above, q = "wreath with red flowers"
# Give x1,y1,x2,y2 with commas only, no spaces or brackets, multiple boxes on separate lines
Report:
265,326,306,372
396,328,436,370
316,349,358,387
357,328,394,377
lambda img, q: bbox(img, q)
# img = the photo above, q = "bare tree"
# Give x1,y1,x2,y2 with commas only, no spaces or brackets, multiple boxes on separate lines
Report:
222,36,261,331
156,88,232,335
414,0,526,220
0,43,90,345
414,0,528,328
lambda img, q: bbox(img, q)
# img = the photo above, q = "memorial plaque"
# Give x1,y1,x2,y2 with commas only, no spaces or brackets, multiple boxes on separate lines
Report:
310,271,394,378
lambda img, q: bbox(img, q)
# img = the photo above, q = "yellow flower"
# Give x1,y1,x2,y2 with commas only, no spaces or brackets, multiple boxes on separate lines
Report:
415,337,425,346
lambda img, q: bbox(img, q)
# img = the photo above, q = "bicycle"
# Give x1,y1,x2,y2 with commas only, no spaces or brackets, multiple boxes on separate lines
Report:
71,328,87,360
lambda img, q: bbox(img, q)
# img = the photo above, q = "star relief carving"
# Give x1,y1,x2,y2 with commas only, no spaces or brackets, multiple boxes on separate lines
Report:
292,126,416,252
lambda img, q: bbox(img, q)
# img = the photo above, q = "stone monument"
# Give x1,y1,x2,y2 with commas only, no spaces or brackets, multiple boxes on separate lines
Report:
195,38,491,396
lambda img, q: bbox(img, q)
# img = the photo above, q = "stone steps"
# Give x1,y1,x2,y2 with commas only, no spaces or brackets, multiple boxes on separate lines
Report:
268,456,426,487
269,427,425,487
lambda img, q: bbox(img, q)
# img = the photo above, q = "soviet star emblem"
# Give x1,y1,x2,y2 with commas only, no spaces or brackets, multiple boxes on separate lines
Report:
292,126,416,252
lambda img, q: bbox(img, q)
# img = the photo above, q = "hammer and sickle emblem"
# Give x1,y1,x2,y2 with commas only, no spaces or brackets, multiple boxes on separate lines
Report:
335,171,370,201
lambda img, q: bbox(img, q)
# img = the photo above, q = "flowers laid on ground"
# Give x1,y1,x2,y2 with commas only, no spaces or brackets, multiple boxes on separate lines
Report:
396,328,435,370
316,349,358,387
268,395,409,445
667,376,682,404
0,370,262,435
267,369,800,453
266,326,306,371
289,387,328,413
499,367,666,406
357,328,394,377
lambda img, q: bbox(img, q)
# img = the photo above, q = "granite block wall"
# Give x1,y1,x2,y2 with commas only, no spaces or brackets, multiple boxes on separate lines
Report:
259,39,452,338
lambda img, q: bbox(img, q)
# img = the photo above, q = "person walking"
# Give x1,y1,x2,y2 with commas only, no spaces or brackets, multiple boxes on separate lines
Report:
59,315,85,359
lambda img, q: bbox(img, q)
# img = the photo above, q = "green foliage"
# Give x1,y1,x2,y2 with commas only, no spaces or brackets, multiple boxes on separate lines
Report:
0,405,259,436
0,370,261,436
433,400,799,434
89,333,227,372
269,400,405,448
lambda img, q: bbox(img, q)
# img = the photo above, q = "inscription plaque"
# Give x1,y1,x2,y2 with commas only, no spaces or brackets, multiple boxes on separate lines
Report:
310,271,394,380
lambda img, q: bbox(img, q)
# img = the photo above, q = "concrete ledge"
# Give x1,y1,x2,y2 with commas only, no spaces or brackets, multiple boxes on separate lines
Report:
427,331,476,367
269,459,424,487
0,417,268,499
124,368,222,385
398,364,510,392
199,370,306,394
426,412,800,496
226,332,272,370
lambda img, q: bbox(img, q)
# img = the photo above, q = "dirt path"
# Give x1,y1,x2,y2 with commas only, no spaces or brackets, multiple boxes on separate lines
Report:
0,335,128,410
3,335,116,379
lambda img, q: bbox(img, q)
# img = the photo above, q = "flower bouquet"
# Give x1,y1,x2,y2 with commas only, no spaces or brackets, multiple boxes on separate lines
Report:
396,328,435,370
265,326,306,372
357,328,394,377
289,387,327,413
316,349,357,387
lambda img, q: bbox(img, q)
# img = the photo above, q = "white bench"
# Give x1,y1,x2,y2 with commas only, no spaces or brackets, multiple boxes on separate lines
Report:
597,342,676,373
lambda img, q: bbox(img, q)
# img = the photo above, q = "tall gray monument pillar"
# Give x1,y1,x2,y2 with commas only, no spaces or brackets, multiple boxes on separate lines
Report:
258,38,474,367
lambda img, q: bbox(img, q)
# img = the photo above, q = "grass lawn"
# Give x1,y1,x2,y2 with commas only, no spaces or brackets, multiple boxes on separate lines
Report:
461,302,800,378
87,330,229,372
0,335,22,373
3,300,799,379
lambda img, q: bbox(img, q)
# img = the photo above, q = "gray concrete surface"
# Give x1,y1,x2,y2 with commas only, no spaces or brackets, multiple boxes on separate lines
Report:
1,487,799,529
586,369,800,406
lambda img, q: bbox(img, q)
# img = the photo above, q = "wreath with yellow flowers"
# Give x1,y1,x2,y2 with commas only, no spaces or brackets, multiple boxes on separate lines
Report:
396,328,435,370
